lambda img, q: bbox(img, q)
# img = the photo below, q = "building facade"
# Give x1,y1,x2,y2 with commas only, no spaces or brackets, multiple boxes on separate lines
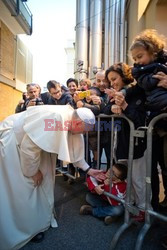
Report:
0,0,33,120
74,0,167,81
65,39,75,81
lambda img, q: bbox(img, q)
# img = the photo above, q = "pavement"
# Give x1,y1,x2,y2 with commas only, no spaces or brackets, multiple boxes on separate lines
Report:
21,175,167,250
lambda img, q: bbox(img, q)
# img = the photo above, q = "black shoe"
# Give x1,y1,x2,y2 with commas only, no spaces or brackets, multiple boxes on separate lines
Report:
104,216,118,225
160,197,167,208
31,232,44,243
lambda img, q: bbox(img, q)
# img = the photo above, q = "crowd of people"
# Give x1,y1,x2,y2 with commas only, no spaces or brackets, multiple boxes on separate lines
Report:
1,29,167,249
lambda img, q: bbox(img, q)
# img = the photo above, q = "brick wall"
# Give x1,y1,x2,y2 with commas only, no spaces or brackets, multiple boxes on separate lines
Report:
0,82,22,121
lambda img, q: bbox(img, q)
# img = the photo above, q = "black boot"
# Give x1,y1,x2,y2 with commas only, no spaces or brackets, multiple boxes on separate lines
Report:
31,232,44,243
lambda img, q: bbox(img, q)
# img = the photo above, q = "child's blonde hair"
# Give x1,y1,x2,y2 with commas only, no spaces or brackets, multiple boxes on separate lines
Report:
79,78,92,88
130,29,166,59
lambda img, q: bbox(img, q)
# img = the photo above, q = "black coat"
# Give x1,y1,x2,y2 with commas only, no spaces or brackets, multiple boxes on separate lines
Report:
132,54,167,111
103,85,146,160
47,92,74,106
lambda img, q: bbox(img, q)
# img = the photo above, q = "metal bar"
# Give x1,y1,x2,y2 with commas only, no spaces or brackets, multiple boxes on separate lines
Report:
97,116,101,169
135,113,167,250
110,222,133,250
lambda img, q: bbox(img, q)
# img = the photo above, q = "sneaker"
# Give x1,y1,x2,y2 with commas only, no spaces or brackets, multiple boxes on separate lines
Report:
104,216,118,225
161,235,167,249
132,210,145,223
160,197,167,208
80,205,92,215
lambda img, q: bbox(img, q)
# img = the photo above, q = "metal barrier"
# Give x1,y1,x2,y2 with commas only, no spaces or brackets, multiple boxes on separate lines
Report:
56,162,80,180
135,113,167,250
99,114,147,250
56,112,167,250
56,113,146,248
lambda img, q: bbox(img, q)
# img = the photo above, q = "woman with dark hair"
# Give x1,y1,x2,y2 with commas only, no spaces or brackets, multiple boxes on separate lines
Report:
103,62,147,222
66,78,79,96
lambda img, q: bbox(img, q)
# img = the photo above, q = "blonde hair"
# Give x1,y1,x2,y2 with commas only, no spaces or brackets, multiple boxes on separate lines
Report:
130,29,166,59
80,78,92,88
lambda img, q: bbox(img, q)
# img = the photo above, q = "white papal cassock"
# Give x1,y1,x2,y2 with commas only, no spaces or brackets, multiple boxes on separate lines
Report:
0,105,90,250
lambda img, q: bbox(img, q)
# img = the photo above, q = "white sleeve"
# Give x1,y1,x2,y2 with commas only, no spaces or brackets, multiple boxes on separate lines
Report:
20,134,42,177
73,159,90,171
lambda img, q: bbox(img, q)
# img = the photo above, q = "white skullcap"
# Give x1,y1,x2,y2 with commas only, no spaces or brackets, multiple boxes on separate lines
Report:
76,108,95,124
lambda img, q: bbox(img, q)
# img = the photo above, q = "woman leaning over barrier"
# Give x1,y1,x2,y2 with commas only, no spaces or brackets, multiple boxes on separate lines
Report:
103,62,147,222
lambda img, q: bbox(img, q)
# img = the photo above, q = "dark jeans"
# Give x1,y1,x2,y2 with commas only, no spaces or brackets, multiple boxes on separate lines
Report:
86,192,124,218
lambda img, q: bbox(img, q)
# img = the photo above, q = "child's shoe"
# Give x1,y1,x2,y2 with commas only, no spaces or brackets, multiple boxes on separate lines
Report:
104,216,118,225
80,205,92,215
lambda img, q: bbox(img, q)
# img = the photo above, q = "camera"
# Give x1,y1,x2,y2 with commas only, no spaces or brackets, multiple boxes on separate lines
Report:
35,98,43,105
78,90,90,99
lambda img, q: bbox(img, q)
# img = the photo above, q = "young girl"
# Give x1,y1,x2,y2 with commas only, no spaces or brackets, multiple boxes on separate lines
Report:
79,78,92,91
130,29,167,112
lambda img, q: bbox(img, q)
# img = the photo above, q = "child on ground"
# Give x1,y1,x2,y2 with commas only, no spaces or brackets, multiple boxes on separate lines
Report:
80,163,127,224
130,29,167,112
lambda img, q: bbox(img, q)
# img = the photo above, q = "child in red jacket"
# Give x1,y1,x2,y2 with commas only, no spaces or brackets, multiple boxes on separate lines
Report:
80,163,127,224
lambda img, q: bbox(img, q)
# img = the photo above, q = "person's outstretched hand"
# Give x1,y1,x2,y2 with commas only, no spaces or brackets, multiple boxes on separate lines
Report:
87,168,106,182
153,72,167,89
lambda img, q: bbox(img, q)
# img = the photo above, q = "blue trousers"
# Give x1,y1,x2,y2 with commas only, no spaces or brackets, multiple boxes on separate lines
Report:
86,192,124,218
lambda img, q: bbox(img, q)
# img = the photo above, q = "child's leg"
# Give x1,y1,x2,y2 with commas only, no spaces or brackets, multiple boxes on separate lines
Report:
92,204,124,218
132,150,147,210
86,192,108,207
86,193,124,218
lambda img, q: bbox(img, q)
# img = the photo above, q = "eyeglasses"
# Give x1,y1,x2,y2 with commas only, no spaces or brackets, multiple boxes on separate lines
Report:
110,169,122,180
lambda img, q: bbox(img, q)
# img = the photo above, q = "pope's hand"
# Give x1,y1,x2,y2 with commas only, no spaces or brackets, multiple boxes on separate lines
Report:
87,168,106,182
31,170,43,187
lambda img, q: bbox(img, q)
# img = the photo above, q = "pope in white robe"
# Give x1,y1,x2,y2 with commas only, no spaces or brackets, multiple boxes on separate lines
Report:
0,105,104,250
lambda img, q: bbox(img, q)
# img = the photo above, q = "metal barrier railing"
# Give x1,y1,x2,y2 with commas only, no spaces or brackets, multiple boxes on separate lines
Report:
56,113,146,247
101,114,147,249
56,112,167,250
135,113,167,250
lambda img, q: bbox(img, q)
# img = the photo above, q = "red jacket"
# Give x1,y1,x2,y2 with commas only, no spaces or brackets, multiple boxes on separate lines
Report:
86,174,127,206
